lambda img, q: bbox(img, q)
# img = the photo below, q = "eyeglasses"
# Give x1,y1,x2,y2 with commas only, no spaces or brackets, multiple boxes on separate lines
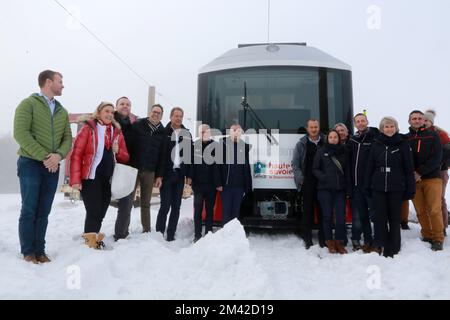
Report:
152,111,162,115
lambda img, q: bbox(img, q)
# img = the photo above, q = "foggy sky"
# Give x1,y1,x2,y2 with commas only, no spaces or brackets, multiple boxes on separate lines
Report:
1,0,449,136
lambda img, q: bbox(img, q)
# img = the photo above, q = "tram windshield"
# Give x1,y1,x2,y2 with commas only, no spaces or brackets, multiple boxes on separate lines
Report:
197,66,353,134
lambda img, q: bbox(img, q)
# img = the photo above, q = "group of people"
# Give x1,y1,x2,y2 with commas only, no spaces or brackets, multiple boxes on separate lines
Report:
13,70,253,263
13,70,449,264
292,111,449,257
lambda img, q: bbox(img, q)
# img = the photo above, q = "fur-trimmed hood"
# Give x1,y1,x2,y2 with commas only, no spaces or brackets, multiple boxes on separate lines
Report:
76,114,122,130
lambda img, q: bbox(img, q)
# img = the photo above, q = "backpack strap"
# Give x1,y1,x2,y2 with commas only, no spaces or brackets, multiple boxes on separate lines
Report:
330,156,344,175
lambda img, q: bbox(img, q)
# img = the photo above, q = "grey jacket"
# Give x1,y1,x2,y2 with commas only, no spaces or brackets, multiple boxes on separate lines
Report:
292,134,324,191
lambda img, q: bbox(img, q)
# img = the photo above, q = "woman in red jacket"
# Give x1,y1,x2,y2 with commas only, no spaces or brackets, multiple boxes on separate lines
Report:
70,102,129,249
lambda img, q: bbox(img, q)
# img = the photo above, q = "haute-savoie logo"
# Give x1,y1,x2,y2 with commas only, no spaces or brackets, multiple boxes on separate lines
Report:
254,162,293,179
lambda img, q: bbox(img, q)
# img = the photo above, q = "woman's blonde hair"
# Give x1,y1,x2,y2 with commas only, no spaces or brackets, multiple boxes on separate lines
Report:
379,116,399,133
333,123,349,133
83,101,121,129
92,101,114,120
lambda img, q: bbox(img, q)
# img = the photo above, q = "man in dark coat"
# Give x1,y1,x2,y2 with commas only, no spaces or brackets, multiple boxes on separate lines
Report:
113,97,137,240
406,110,444,251
156,107,193,241
347,113,380,252
125,104,167,235
292,119,325,249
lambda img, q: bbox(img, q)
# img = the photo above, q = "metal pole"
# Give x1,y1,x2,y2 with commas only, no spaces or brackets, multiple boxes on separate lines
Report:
148,86,156,115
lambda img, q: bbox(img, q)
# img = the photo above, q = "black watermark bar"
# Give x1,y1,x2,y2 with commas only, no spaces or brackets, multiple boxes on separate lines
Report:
1,300,447,319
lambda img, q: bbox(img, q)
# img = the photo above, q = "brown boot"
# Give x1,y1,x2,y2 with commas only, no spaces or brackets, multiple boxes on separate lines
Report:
325,240,337,254
83,233,99,249
335,240,348,254
36,254,51,263
96,233,106,249
362,243,372,253
24,254,38,264
371,246,382,255
83,233,106,249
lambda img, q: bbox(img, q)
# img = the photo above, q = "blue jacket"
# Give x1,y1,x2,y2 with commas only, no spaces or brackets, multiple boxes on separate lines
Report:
348,127,380,189
219,138,252,193
163,122,193,179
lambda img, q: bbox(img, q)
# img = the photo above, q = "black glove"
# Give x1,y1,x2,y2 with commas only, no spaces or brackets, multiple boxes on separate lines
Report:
403,192,415,201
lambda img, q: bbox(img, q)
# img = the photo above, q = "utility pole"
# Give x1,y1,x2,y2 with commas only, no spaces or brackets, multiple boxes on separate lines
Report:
147,86,156,115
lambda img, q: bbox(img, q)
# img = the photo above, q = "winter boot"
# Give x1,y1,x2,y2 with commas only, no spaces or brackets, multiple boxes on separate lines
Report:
83,233,98,249
371,246,382,255
335,240,348,254
23,254,38,264
421,237,433,244
351,240,362,251
400,221,410,230
325,240,337,254
83,233,105,250
36,254,51,263
431,241,443,251
303,237,313,250
318,236,326,249
96,233,106,249
362,243,373,253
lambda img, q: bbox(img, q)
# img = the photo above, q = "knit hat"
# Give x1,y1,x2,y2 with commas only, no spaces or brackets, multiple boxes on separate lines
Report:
423,109,436,124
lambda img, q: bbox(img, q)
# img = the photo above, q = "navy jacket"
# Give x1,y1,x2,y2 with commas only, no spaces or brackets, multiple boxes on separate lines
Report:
348,127,380,188
219,138,252,193
365,133,416,198
192,139,221,190
406,126,442,179
163,122,193,179
130,118,167,177
313,144,352,195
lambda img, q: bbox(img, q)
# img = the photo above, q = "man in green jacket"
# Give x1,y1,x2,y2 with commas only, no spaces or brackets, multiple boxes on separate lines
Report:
13,70,72,264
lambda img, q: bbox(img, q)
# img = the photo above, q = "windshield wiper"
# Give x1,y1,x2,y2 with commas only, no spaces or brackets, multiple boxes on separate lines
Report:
242,81,279,145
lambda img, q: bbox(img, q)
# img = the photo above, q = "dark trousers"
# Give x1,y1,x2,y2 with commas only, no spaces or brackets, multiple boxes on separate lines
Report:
221,186,245,225
318,190,347,241
301,180,324,244
81,175,111,233
156,170,185,240
114,191,134,240
373,191,403,257
17,157,59,256
351,187,374,245
193,186,216,238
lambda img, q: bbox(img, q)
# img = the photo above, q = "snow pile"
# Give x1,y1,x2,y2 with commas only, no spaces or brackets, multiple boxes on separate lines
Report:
0,194,270,299
0,193,449,299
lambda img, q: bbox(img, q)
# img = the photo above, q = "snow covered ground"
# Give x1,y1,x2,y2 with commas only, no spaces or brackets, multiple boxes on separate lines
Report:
1,192,450,300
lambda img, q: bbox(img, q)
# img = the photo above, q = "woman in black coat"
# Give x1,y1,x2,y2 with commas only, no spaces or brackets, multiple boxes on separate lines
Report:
313,130,352,254
365,117,416,258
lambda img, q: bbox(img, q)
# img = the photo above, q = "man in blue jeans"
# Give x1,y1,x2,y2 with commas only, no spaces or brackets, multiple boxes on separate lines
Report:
156,107,193,241
348,113,380,252
13,70,72,263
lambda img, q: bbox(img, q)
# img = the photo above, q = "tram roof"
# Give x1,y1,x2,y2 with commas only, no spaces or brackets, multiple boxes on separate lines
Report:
199,43,351,74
